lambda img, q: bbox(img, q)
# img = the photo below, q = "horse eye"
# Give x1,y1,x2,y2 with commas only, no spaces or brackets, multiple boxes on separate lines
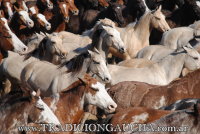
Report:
93,60,100,64
110,34,114,37
92,87,99,91
155,17,161,20
35,104,44,111
51,41,56,44
194,57,199,60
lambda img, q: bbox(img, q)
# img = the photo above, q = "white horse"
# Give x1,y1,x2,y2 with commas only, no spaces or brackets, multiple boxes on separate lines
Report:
108,44,200,86
114,5,170,59
20,49,111,96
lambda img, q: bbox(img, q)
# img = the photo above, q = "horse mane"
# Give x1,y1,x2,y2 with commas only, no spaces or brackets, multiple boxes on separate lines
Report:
60,52,90,74
24,37,48,60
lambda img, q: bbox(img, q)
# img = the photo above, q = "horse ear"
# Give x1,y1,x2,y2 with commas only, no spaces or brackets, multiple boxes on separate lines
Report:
88,50,94,56
36,89,41,97
183,44,193,52
157,5,162,11
93,47,100,54
78,77,87,85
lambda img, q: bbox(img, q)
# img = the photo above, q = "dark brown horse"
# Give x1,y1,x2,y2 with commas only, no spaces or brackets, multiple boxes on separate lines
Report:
0,17,27,62
43,1,69,33
80,2,125,33
0,0,13,20
13,0,28,12
9,7,34,38
36,0,53,13
13,5,51,41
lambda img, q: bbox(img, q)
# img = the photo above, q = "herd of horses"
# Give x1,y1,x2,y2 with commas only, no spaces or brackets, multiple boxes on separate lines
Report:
0,0,200,133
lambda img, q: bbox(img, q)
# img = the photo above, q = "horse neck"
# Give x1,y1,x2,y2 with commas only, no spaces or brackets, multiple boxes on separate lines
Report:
134,12,152,46
56,86,86,123
157,53,185,84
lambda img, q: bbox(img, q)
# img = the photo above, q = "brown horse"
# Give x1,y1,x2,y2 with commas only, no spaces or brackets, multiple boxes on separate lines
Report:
0,90,60,134
43,1,69,33
42,74,117,133
13,0,29,12
0,0,13,20
99,107,172,134
66,0,79,15
36,0,53,13
134,101,200,134
98,0,109,8
9,7,34,38
0,17,27,62
13,5,51,41
29,5,51,32
108,69,200,110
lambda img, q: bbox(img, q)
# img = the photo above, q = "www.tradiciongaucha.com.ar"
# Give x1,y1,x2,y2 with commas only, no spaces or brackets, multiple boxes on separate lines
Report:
17,123,189,133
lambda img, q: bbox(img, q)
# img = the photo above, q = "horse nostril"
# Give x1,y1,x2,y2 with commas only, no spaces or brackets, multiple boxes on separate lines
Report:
28,22,32,25
108,105,115,111
120,48,125,53
104,77,109,82
23,47,27,52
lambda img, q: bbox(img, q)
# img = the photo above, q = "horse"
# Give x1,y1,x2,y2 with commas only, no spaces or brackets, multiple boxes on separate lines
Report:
118,58,155,68
36,0,53,13
108,44,200,86
42,74,117,132
114,5,170,59
9,7,34,38
58,19,125,60
0,33,67,95
66,0,79,15
0,17,27,60
137,26,200,61
43,1,70,33
0,0,13,20
22,33,67,64
145,0,184,10
160,26,200,49
0,89,60,134
108,69,200,110
13,0,28,12
134,101,200,134
29,5,51,32
80,2,125,33
121,0,146,26
98,0,109,8
160,98,200,111
61,21,125,61
99,107,172,134
14,5,51,41
20,49,111,109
